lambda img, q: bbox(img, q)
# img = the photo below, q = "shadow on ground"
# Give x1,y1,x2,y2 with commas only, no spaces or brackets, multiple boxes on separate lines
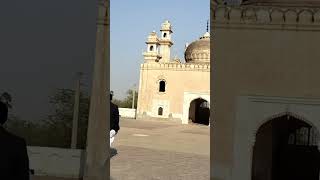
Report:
110,148,118,159
31,176,81,180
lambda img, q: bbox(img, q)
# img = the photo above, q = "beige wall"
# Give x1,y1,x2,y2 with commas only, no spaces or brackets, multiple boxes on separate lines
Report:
119,108,136,118
137,63,210,120
212,5,320,180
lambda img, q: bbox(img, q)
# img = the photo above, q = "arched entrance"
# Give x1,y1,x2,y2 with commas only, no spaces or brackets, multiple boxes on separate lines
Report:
252,114,320,180
188,98,210,125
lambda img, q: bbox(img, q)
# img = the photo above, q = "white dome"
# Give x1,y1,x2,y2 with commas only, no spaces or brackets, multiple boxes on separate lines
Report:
184,32,210,64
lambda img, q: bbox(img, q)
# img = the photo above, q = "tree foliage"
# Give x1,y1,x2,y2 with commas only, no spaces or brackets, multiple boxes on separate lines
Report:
5,115,49,147
5,89,90,149
4,87,137,149
44,88,90,149
113,89,138,108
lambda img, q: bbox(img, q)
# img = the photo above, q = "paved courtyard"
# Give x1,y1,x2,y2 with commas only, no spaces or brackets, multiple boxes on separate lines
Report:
31,117,209,180
110,118,210,180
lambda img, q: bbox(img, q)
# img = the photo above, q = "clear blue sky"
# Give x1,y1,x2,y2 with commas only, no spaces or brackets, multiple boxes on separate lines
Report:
110,0,210,99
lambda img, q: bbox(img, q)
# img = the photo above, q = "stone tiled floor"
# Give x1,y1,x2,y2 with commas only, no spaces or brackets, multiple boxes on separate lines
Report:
110,118,210,180
32,118,210,180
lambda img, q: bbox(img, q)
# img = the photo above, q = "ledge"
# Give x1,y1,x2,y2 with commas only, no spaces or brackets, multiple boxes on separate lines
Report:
140,63,210,71
213,5,320,31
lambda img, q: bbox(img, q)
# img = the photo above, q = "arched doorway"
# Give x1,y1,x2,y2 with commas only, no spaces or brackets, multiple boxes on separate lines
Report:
252,114,320,180
188,98,210,125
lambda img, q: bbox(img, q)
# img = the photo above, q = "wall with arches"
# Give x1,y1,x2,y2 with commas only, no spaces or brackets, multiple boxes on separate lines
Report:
231,96,320,180
212,4,320,180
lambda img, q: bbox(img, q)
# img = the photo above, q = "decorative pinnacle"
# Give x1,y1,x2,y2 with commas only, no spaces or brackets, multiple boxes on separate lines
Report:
206,20,209,32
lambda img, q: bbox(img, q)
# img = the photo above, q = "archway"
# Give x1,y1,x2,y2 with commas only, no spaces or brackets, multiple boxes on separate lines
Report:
252,114,320,180
188,98,210,125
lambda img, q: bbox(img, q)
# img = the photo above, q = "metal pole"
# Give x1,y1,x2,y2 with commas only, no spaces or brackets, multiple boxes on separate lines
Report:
71,72,81,149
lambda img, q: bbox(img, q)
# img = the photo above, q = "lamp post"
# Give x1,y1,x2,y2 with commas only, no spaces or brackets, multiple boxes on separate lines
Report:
71,72,82,149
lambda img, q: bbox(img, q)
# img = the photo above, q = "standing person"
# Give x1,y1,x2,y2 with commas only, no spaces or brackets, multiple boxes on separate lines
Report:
0,92,30,180
110,91,120,146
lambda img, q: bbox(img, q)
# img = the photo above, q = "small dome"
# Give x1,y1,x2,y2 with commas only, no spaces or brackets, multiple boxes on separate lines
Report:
184,32,210,64
146,31,159,43
161,20,172,32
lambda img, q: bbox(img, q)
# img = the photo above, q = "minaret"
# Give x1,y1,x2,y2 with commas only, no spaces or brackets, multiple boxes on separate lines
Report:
159,20,173,63
143,31,161,63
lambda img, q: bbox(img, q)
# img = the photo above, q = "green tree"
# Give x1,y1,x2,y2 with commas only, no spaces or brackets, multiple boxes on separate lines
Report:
2,89,90,149
4,87,137,148
113,89,138,108
44,88,90,149
5,115,49,146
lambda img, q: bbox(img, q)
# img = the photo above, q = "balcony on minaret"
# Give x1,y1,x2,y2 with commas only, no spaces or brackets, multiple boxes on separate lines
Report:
159,20,173,63
143,31,162,63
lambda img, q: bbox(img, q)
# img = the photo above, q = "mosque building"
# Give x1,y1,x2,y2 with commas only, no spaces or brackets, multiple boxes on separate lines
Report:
136,20,210,125
213,0,320,179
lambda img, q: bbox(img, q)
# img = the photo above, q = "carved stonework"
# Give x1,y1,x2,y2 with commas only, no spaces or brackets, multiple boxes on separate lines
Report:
215,7,228,21
270,8,284,23
285,9,298,24
314,11,320,23
213,5,320,29
256,8,271,23
243,8,257,23
298,10,313,24
229,8,243,22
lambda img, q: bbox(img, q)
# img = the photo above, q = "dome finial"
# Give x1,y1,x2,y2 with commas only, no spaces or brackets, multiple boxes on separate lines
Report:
206,20,209,32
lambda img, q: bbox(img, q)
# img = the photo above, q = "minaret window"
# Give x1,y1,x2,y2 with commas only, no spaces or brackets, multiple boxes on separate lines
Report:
159,80,166,92
163,33,167,38
158,107,163,116
149,45,154,51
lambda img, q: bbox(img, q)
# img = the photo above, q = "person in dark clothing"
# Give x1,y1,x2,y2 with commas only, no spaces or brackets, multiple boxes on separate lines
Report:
0,99,8,125
110,91,120,146
0,92,30,180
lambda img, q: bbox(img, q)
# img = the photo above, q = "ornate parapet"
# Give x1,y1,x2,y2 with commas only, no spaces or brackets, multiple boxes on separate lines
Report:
213,5,320,30
140,62,210,71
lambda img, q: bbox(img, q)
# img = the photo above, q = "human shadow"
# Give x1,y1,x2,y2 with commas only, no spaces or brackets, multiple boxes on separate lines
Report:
110,147,118,159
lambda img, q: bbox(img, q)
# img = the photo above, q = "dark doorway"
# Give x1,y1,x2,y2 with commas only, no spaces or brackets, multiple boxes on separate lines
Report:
188,98,210,125
158,107,163,116
252,114,320,180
